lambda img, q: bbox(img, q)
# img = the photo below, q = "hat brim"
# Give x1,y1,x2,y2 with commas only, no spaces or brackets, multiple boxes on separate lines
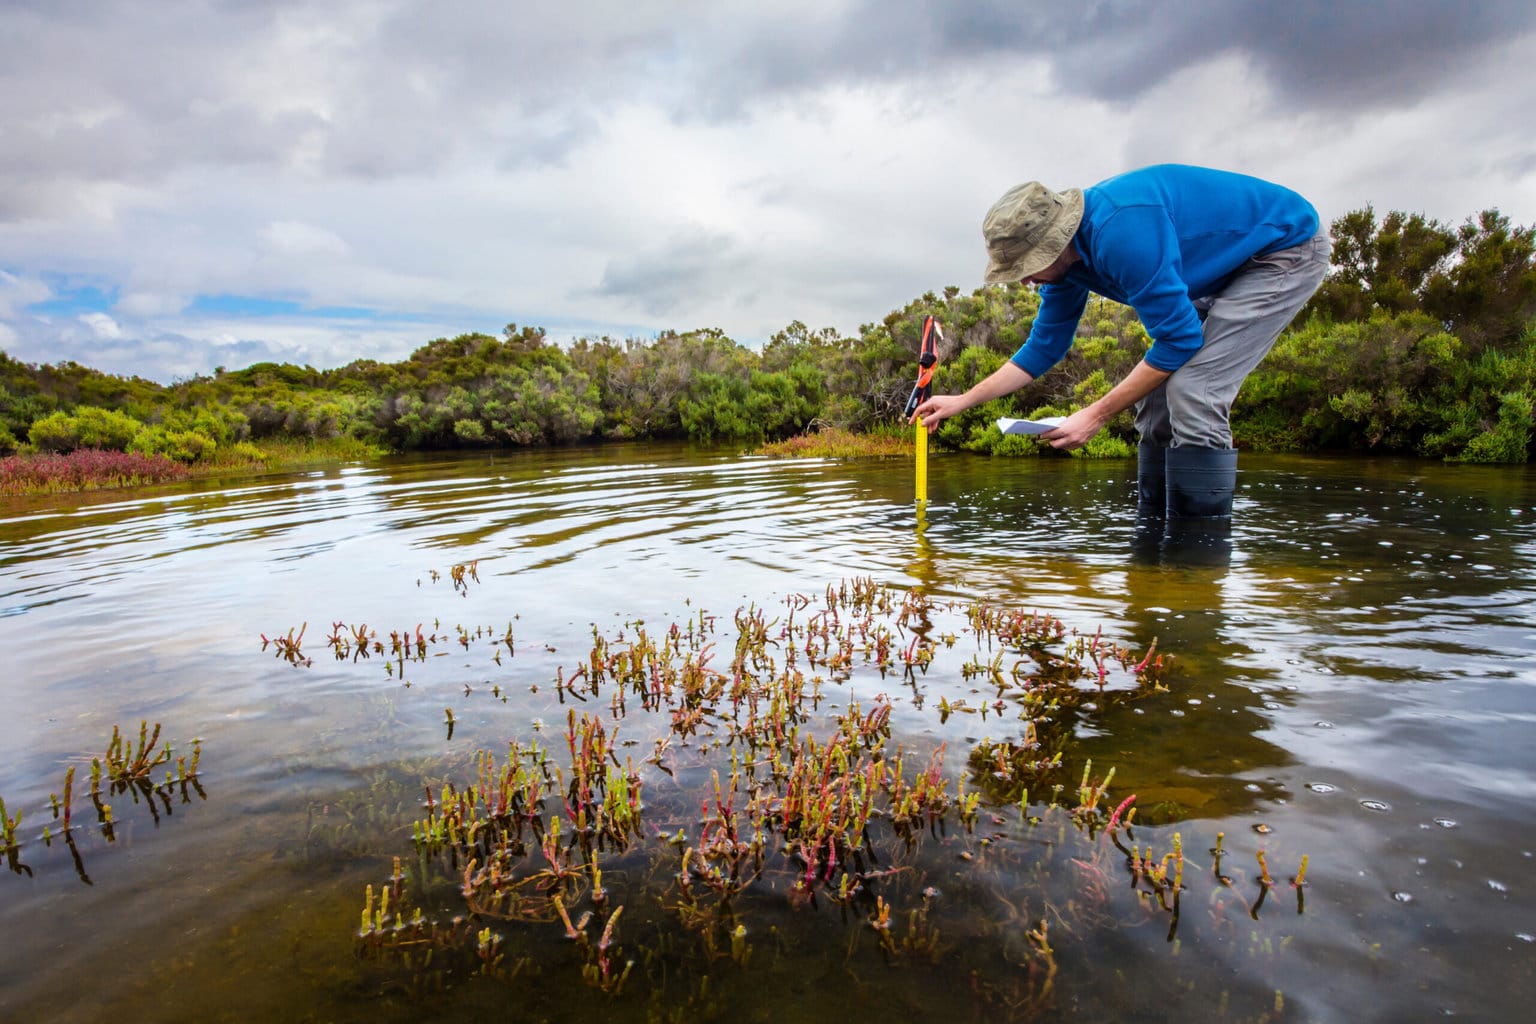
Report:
982,188,1084,284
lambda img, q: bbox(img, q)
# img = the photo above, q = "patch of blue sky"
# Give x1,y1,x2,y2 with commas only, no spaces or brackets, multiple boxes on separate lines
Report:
8,269,665,348
23,275,117,316
185,294,438,322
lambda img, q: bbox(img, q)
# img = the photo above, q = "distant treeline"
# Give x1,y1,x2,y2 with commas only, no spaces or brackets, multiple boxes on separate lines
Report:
2,205,1533,465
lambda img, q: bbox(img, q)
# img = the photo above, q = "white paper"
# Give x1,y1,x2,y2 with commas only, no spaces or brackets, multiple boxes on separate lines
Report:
996,416,1066,436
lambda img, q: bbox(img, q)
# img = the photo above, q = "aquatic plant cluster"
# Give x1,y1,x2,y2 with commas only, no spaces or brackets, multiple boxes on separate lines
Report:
2,720,204,883
269,574,1311,1019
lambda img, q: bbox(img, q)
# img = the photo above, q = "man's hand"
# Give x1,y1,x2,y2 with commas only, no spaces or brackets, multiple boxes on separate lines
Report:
1042,360,1173,449
1041,407,1110,450
908,361,1035,432
910,393,971,431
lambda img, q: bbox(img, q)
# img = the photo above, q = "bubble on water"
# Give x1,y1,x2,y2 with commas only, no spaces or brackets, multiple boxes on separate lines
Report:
1392,891,1414,903
1379,541,1393,547
1360,799,1392,813
1434,817,1458,829
1187,698,1202,706
1315,720,1335,729
1253,823,1274,834
1245,783,1263,793
1262,701,1283,711
1306,782,1337,794
1169,709,1185,717
1471,564,1495,571
1488,879,1508,893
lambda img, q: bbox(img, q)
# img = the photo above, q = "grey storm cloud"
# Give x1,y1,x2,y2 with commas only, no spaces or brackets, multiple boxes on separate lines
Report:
6,0,1531,201
644,1,1536,118
1019,0,1536,109
595,229,755,318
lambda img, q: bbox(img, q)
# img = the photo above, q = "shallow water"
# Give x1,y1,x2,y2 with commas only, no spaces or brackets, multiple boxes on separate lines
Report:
2,444,1533,1022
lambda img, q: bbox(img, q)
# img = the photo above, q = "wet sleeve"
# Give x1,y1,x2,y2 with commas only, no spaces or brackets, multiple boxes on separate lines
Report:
1095,207,1204,371
1009,281,1090,379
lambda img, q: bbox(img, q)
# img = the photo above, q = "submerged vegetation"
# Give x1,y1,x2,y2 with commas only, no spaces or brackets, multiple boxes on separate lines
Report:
3,720,204,883
260,573,1311,1019
2,203,1531,491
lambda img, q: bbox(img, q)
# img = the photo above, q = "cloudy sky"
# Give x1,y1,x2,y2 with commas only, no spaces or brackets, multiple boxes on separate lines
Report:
2,1,1534,382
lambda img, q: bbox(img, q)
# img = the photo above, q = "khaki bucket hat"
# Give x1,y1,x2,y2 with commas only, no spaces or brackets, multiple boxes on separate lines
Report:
982,181,1084,284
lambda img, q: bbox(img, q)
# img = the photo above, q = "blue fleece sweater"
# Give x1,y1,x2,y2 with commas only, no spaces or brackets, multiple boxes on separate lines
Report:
1009,165,1320,376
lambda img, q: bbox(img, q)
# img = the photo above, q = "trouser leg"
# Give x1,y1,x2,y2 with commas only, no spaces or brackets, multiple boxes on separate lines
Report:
1133,232,1329,526
1159,231,1332,449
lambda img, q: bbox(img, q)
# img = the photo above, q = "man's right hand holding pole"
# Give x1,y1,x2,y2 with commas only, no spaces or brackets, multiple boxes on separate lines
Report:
910,361,1034,431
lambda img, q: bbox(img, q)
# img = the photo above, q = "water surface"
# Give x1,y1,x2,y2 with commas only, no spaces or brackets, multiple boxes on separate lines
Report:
2,444,1532,1021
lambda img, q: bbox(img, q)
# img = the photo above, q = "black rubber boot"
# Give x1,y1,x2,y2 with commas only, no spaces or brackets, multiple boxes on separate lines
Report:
1165,446,1238,519
1136,442,1167,519
1131,442,1167,562
1163,446,1236,565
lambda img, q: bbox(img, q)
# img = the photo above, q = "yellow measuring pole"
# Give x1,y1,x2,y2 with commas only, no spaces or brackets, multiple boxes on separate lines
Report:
915,417,927,504
907,315,941,508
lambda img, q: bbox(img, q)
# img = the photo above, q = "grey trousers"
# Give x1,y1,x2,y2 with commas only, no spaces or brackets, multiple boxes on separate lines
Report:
1134,231,1331,449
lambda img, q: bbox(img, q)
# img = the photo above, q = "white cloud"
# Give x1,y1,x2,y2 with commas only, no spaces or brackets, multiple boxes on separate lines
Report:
0,270,52,318
116,291,189,317
260,220,350,257
79,311,122,338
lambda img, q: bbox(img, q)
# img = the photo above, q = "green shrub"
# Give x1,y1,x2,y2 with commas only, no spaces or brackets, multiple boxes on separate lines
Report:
128,427,217,463
1453,387,1534,463
1070,432,1135,459
27,407,144,452
453,418,489,445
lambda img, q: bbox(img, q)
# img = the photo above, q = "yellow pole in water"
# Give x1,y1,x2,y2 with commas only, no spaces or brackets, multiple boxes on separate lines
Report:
915,417,927,504
907,314,940,509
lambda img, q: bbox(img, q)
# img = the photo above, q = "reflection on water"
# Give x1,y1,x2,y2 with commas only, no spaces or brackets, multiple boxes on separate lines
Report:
1,444,1534,1021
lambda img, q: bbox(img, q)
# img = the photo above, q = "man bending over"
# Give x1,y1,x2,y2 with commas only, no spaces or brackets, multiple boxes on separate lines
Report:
912,164,1329,521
